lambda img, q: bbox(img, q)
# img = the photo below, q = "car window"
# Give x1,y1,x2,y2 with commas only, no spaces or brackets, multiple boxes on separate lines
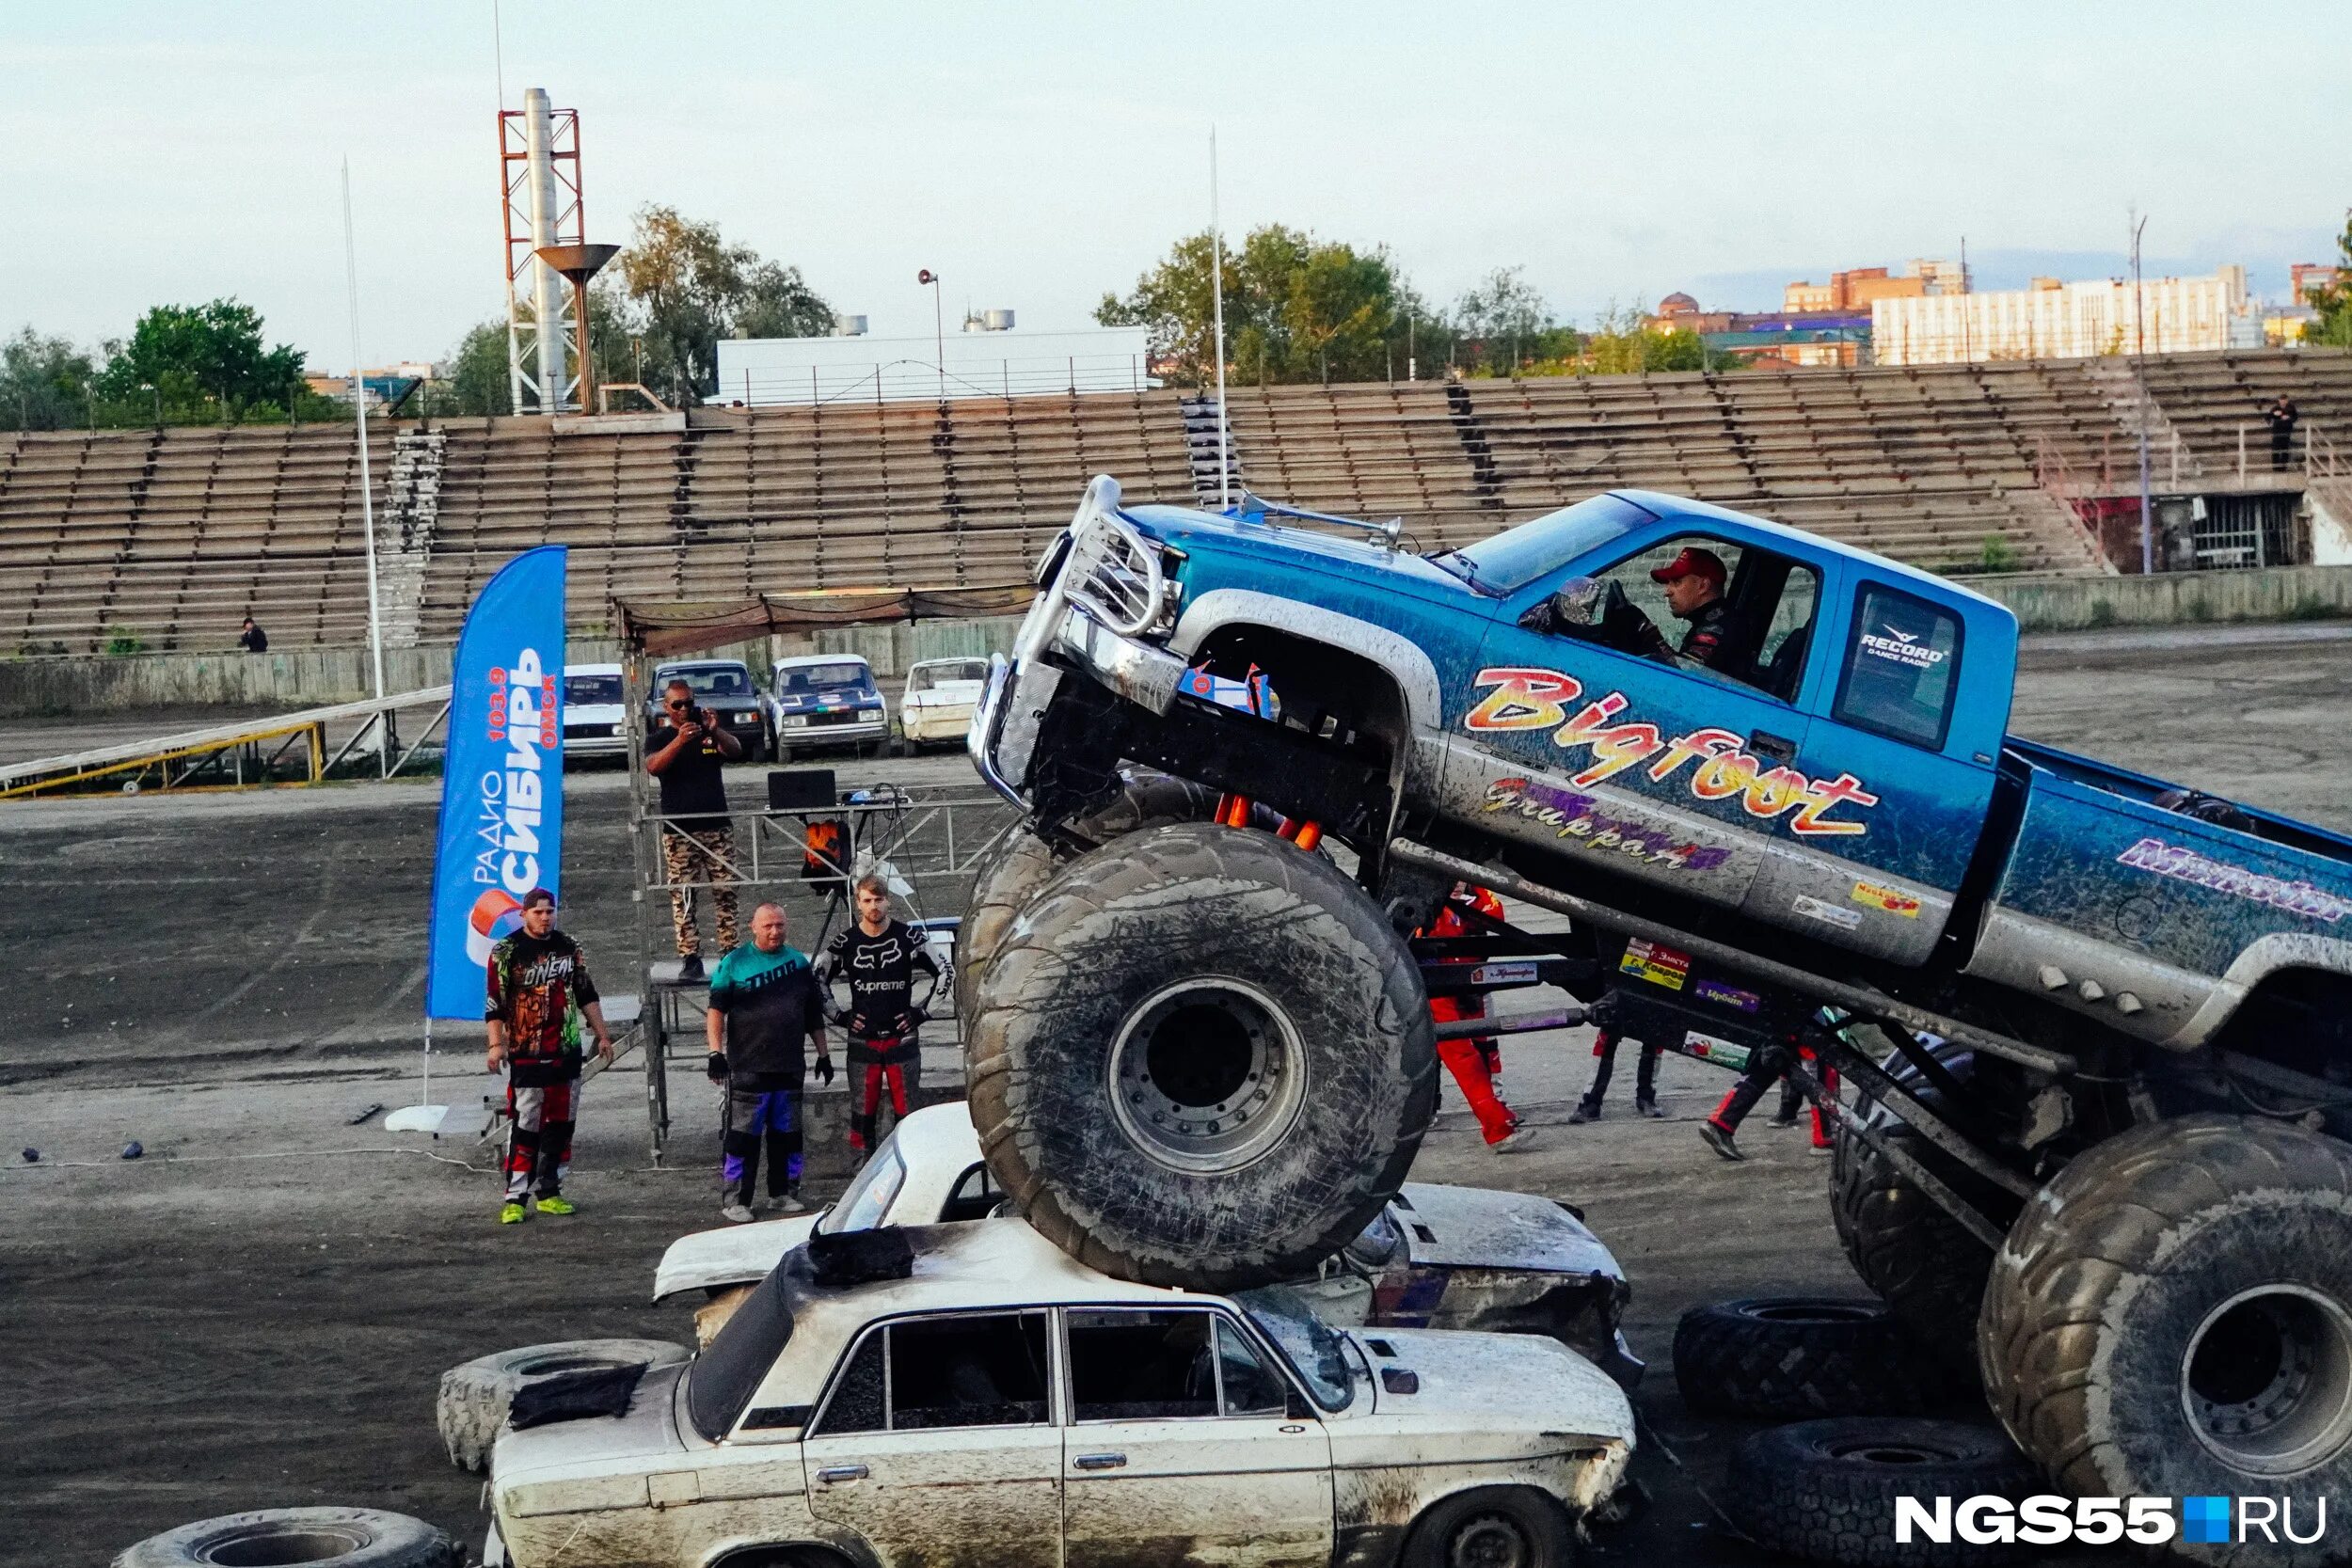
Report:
1553,532,1820,700
1216,1319,1289,1418
809,1327,887,1435
1235,1285,1355,1412
563,673,623,705
888,1312,1053,1430
818,1142,906,1235
1833,584,1963,750
777,662,869,694
939,1163,1002,1224
664,667,752,697
1068,1308,1220,1421
688,1265,796,1440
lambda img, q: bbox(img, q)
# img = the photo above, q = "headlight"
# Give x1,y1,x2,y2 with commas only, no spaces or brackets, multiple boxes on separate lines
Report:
783,716,809,728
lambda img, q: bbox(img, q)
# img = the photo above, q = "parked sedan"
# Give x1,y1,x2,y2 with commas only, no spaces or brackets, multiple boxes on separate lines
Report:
897,657,991,747
656,1104,1641,1386
645,660,771,762
559,663,628,760
771,655,888,758
489,1218,1634,1568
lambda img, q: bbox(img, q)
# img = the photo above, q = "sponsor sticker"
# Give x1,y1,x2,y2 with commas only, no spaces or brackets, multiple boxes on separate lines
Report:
2117,837,2352,926
1793,895,1864,930
1680,1030,1753,1070
1466,960,1539,988
1465,667,1879,837
1694,977,1763,1014
1851,879,1923,918
1483,778,1732,872
1858,625,1948,671
1619,937,1691,990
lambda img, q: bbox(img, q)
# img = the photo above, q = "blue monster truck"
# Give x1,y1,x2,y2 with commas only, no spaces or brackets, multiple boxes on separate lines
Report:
963,475,2352,1519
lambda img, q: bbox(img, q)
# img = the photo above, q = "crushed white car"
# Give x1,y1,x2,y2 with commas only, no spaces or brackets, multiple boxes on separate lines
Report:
657,1105,1640,1386
897,656,990,747
491,1218,1634,1568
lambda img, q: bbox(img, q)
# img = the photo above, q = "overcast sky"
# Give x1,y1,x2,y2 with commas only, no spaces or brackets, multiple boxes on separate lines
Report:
5,2,2344,367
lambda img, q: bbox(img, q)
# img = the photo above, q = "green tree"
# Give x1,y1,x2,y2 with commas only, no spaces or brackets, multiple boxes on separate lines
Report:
1449,267,1581,373
2308,210,2352,349
615,205,834,404
93,299,307,418
444,320,514,416
0,329,99,431
1098,224,1412,386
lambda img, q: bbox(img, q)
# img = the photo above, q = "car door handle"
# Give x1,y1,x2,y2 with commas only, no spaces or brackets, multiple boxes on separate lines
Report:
816,1465,868,1483
1749,729,1798,763
1072,1452,1127,1471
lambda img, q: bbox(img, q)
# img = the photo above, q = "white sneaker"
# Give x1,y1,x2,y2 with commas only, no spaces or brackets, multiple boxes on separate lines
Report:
772,1191,807,1213
721,1202,755,1224
1486,1126,1534,1154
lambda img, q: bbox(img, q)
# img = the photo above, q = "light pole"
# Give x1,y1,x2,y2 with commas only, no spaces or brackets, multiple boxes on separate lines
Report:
2131,211,2153,575
141,382,159,426
918,268,945,400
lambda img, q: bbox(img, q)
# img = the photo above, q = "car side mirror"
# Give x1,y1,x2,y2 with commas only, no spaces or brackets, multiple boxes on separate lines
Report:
1519,576,1611,638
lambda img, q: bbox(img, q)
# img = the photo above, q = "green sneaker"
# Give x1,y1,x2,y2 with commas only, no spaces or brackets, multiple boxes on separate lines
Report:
498,1201,529,1225
534,1195,577,1216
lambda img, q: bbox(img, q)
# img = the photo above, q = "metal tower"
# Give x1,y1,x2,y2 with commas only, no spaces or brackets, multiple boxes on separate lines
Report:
499,89,584,414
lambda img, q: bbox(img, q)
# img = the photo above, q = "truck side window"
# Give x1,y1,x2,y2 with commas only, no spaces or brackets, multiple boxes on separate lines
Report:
1574,534,1819,698
1833,584,1963,749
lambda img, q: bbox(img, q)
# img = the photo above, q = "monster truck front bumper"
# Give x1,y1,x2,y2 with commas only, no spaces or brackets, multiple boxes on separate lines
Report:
971,474,1188,805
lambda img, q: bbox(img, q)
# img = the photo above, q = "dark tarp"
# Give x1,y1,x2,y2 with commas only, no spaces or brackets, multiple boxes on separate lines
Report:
616,586,1034,657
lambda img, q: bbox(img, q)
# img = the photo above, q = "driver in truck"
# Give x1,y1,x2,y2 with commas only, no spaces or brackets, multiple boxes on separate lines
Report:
1632,546,1734,669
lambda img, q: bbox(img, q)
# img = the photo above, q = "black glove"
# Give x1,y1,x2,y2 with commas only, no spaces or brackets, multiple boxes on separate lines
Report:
706,1051,730,1084
813,1054,835,1086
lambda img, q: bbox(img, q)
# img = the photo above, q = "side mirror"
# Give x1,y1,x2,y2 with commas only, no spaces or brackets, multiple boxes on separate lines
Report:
1550,576,1611,627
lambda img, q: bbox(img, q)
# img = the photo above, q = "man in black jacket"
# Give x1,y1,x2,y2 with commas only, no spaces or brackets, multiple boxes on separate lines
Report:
485,888,615,1224
818,874,942,1153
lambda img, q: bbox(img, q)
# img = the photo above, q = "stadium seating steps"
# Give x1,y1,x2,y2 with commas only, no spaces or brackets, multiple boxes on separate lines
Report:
3,349,2345,656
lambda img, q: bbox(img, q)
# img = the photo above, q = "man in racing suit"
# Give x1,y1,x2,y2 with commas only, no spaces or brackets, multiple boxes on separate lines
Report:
1421,883,1529,1153
818,873,943,1152
1629,545,1735,670
485,888,614,1224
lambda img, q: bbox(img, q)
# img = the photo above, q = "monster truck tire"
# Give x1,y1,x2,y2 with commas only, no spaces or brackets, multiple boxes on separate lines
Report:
115,1509,457,1568
966,820,1436,1290
1979,1114,2352,1560
954,769,1217,1022
1830,1042,2006,1363
1721,1419,2039,1568
1674,1298,1962,1418
1402,1485,1571,1568
435,1338,688,1472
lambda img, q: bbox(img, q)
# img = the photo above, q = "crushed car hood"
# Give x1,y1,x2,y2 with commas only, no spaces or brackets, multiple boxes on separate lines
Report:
655,1214,821,1301
1347,1326,1634,1450
1391,1182,1618,1275
492,1364,690,1506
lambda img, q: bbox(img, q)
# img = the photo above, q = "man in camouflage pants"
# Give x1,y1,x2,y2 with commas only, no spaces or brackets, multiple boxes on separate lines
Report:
645,678,741,979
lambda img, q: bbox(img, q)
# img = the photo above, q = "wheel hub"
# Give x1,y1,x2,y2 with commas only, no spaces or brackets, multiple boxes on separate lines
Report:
1107,978,1307,1174
2183,1284,2352,1477
1449,1513,1532,1568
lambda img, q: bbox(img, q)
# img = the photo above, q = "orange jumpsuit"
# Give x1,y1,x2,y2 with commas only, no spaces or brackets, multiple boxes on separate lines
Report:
1423,886,1520,1146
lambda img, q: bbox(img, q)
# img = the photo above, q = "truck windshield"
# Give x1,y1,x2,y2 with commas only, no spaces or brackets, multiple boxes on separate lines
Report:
687,1264,795,1440
777,663,870,695
1235,1284,1355,1412
1442,493,1653,594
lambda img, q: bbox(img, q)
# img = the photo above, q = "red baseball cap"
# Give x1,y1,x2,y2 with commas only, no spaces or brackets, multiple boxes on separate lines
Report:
1650,546,1727,586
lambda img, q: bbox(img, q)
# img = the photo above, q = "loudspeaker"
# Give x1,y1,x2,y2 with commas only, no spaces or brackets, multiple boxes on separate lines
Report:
767,768,837,811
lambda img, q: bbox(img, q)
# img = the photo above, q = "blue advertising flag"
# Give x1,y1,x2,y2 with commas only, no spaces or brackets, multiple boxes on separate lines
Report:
425,546,567,1021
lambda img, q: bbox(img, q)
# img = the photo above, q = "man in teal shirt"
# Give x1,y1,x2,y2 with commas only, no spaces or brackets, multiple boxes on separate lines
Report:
705,902,833,1222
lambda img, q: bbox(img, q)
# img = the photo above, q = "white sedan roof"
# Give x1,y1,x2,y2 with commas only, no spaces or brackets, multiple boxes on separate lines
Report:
773,653,873,671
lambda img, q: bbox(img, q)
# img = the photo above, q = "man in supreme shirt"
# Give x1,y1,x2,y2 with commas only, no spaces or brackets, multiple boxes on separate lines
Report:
706,901,833,1222
817,874,942,1152
485,889,615,1225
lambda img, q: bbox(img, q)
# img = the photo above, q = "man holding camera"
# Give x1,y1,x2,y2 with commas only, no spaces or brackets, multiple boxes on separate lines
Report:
646,677,742,980
706,901,834,1222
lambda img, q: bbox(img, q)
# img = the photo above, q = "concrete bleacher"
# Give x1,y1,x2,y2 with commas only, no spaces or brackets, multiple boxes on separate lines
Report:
6,348,2347,656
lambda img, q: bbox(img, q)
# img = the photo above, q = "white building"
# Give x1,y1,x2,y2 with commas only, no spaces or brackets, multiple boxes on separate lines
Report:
715,324,1156,405
1870,266,2252,365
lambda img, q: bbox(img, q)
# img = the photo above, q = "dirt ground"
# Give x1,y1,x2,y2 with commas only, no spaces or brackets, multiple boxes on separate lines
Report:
5,623,2348,1568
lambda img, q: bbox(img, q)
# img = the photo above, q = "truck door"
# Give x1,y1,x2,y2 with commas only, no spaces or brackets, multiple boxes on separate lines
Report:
1468,529,1833,915
1768,571,1999,961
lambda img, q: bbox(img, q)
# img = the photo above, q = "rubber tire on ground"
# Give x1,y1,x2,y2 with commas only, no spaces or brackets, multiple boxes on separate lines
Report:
1401,1486,1570,1568
953,769,1216,1022
1829,1041,2003,1362
1722,1418,2039,1568
966,820,1436,1290
435,1338,689,1472
114,1509,457,1568
1674,1298,1963,1418
1979,1114,2352,1564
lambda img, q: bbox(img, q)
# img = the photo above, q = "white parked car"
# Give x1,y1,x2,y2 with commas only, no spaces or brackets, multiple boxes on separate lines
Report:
489,1217,1634,1568
656,1105,1641,1386
770,655,889,758
897,657,991,747
559,664,628,760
